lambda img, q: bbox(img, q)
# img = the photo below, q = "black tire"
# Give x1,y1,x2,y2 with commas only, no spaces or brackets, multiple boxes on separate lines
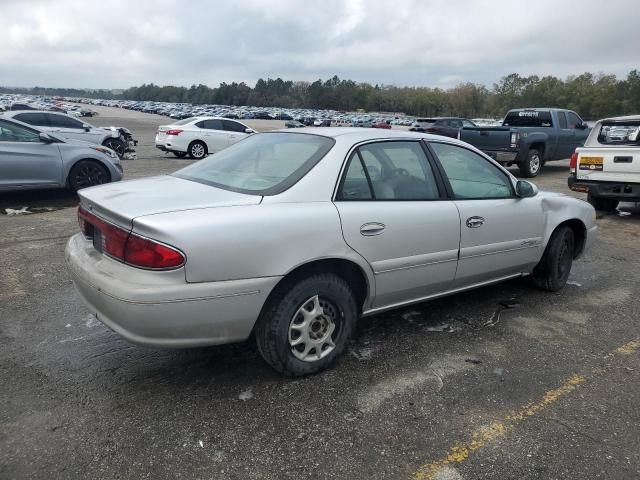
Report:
255,273,358,377
68,160,110,192
518,149,543,178
532,226,575,292
102,138,126,159
188,141,207,160
172,151,187,158
587,193,618,212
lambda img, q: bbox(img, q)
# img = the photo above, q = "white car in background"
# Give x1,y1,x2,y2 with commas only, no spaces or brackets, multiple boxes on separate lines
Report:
155,117,255,159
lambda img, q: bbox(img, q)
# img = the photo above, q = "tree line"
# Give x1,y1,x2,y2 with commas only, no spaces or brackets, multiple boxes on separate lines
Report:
4,70,640,119
119,70,640,119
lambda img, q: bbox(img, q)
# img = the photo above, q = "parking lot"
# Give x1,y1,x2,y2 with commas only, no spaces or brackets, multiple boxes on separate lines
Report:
1,106,639,479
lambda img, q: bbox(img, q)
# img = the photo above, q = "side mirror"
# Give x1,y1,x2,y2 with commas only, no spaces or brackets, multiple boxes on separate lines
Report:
245,128,255,134
516,180,538,198
39,132,54,143
576,122,588,130
82,124,91,132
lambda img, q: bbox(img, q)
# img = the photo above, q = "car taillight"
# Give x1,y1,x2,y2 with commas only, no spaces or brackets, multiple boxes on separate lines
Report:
165,129,183,136
510,132,519,148
570,151,578,175
77,206,185,270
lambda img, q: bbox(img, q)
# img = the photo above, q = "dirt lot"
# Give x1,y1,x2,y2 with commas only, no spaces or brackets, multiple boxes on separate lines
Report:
1,106,639,480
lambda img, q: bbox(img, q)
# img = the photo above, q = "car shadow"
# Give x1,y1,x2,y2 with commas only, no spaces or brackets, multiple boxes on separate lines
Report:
0,189,78,214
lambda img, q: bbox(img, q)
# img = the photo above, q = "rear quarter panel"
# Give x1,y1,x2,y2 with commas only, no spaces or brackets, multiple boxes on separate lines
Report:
131,202,375,292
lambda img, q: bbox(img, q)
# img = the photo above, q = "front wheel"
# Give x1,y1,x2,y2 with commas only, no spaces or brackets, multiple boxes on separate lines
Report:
68,160,109,192
518,149,542,178
255,273,358,377
587,193,618,212
102,138,126,159
532,226,575,292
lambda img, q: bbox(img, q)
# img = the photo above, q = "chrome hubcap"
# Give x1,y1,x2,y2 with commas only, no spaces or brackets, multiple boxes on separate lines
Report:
288,295,338,362
191,144,205,158
530,155,541,173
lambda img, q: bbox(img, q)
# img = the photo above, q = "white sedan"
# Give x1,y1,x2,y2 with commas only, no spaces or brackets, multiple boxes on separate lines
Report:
155,116,255,159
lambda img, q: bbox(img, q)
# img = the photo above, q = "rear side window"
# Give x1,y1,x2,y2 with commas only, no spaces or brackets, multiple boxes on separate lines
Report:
14,112,50,127
222,120,247,133
430,142,513,199
503,110,553,127
338,141,440,200
198,119,223,130
48,114,84,129
557,112,568,129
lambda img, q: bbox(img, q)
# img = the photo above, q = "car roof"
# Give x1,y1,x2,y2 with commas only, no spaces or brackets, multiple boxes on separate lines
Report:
271,127,469,145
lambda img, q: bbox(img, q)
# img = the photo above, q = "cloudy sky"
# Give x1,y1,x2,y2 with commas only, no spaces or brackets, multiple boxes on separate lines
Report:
2,0,638,90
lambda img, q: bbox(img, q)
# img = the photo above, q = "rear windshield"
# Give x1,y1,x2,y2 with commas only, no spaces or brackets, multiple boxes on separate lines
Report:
597,121,640,145
172,117,197,126
173,132,335,195
416,118,436,124
503,110,553,127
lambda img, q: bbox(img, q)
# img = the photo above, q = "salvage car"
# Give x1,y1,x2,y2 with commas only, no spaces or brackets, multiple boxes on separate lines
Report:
66,128,597,376
155,117,255,159
568,115,640,211
2,110,136,159
0,117,122,192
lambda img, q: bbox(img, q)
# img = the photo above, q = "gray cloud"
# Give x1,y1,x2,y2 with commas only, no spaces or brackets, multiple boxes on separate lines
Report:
1,0,638,89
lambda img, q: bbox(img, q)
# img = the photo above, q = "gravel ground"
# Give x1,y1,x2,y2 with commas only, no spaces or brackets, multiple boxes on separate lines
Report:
1,105,639,480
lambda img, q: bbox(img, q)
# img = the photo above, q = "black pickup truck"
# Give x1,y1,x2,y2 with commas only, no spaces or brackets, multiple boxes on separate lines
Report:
459,108,590,177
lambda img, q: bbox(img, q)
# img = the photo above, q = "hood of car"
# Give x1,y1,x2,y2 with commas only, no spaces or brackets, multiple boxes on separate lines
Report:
78,175,262,228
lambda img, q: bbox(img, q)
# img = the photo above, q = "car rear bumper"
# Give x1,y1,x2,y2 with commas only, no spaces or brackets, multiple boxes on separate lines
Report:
568,176,640,201
483,150,518,163
65,234,281,348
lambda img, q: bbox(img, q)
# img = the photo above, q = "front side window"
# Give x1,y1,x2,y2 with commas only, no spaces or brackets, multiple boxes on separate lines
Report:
0,120,40,143
48,114,84,129
174,132,334,195
462,120,476,128
222,120,247,133
430,142,513,199
338,141,440,200
566,112,583,129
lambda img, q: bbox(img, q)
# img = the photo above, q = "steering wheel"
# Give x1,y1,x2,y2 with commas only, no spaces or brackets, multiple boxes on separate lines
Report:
391,168,410,177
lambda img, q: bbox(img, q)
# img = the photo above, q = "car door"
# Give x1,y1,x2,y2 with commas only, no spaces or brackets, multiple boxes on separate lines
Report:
197,119,227,153
555,111,576,159
221,120,250,147
446,119,462,138
334,140,461,309
0,119,62,188
428,141,545,287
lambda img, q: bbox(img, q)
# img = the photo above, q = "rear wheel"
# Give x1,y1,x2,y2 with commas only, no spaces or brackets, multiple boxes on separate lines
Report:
188,141,207,160
102,138,126,159
587,193,618,212
172,151,187,158
532,225,574,292
518,149,542,178
68,160,109,192
255,273,357,377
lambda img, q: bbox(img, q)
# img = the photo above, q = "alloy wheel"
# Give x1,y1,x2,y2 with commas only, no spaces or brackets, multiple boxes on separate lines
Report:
288,295,340,362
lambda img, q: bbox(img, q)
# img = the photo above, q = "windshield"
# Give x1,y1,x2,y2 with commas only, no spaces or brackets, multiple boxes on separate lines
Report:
173,132,335,195
172,117,198,126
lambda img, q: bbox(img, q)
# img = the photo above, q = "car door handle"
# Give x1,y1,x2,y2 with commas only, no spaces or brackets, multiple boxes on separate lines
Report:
465,216,485,228
360,222,386,236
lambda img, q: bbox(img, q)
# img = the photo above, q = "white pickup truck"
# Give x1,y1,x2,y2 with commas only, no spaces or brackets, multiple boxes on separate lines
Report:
569,115,640,210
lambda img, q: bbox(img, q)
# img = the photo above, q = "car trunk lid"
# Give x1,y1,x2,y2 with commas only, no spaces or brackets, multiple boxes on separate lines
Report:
78,175,261,229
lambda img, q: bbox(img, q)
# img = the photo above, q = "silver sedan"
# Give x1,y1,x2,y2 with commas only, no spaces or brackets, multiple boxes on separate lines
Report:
65,128,597,376
0,116,122,192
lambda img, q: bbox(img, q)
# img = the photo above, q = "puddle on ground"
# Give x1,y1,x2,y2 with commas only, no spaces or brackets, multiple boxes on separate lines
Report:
2,205,71,216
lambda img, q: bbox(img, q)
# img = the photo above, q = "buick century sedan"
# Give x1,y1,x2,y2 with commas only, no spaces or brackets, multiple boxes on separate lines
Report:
66,129,597,376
